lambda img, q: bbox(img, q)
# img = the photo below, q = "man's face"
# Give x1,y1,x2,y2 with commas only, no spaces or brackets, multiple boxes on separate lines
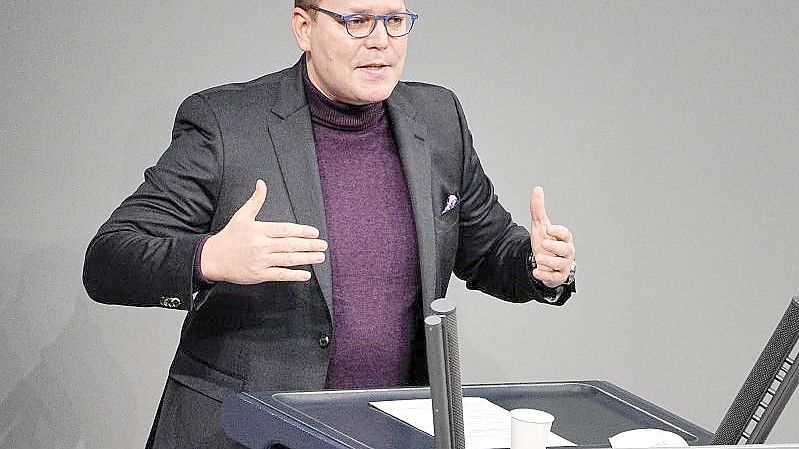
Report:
293,0,409,105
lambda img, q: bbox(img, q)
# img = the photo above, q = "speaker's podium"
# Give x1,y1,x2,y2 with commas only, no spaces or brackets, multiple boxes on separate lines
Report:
222,299,713,449
221,380,714,449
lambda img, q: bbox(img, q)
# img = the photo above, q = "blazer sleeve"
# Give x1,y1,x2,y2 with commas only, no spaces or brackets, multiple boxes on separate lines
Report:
449,92,571,306
83,94,222,310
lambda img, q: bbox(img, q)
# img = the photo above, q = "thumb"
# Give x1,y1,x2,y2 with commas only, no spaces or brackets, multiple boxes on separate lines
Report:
529,186,551,230
235,179,267,221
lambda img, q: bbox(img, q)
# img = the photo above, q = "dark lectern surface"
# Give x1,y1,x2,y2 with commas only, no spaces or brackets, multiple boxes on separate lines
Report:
222,381,714,449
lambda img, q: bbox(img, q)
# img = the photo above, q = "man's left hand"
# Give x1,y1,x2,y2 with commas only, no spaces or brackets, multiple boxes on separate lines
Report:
529,186,575,288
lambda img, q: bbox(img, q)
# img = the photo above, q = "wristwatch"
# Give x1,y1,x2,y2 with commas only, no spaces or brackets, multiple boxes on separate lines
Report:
527,251,576,303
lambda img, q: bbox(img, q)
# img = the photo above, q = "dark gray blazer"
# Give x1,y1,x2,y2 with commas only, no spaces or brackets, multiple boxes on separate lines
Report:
83,59,569,448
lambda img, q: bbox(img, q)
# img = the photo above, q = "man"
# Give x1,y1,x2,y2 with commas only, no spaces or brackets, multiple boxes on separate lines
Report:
83,1,577,447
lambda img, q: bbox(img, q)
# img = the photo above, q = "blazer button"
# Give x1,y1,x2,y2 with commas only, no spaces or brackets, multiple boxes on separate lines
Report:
318,333,330,349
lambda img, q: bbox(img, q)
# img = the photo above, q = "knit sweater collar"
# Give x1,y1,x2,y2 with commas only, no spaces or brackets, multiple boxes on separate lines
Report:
302,60,385,132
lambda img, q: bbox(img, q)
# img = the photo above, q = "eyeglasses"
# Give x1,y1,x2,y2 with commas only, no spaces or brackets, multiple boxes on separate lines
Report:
308,5,419,39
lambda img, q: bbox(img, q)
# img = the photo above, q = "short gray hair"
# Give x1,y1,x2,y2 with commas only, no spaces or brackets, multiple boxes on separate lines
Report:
294,0,318,18
294,0,318,8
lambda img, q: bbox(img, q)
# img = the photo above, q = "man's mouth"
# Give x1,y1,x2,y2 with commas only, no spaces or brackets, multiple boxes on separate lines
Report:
357,64,391,78
358,63,390,69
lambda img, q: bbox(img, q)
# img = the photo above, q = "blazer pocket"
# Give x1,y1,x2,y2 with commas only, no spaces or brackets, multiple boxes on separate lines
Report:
169,352,245,402
435,207,460,234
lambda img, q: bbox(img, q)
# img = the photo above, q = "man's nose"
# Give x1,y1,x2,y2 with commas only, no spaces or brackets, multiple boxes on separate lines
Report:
364,19,390,48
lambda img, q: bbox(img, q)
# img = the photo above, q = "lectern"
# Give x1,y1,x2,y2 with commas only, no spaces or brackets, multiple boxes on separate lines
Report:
223,299,714,448
221,380,714,449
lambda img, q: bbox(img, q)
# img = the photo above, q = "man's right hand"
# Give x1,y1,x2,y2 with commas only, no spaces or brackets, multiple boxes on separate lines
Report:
200,179,328,284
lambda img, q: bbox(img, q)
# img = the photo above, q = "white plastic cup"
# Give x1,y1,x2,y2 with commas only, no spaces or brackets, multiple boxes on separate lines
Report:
510,408,555,449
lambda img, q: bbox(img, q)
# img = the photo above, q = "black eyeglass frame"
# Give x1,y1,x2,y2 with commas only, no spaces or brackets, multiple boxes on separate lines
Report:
307,5,419,39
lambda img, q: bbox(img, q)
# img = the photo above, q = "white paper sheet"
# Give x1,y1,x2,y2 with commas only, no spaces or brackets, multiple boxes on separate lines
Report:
369,397,576,449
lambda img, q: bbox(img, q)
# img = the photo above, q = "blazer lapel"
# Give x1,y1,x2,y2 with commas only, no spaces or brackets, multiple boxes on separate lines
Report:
386,91,437,313
267,64,333,315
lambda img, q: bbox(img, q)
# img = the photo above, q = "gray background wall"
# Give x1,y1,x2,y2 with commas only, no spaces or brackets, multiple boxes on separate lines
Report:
1,1,797,447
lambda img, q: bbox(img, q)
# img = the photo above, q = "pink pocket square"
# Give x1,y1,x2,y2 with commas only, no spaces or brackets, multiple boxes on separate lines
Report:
441,194,459,215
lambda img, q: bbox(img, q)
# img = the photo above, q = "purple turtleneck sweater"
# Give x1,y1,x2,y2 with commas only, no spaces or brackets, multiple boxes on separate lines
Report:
303,70,421,389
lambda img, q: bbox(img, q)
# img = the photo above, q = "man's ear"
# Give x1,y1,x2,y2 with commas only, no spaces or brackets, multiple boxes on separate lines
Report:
291,7,313,51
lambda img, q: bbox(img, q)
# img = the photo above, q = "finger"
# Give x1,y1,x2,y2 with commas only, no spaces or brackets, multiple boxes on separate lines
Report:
546,225,573,243
235,179,268,221
257,221,320,238
261,267,313,282
529,186,551,230
267,237,328,253
541,239,574,258
534,253,570,272
532,268,566,288
267,251,326,267
534,262,557,272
